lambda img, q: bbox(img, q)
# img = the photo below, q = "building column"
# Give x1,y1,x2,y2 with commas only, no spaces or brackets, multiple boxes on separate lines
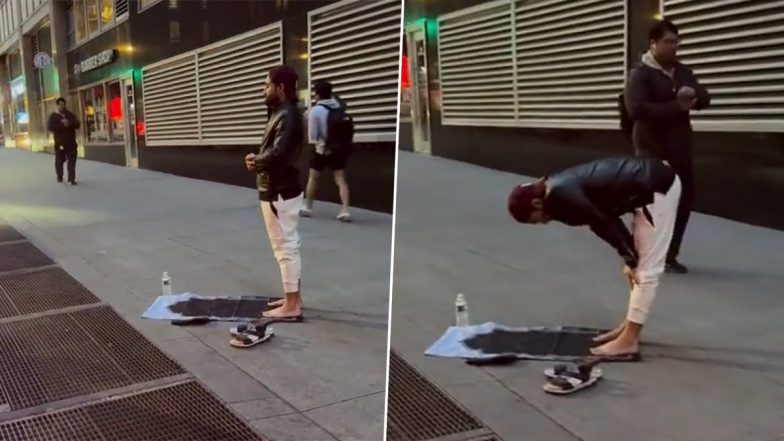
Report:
19,33,44,151
49,0,69,99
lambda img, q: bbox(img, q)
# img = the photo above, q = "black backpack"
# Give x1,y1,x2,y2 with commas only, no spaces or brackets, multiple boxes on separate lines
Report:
319,102,354,155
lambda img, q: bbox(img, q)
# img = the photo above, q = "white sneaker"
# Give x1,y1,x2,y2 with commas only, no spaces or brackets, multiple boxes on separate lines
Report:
299,207,312,217
337,212,351,222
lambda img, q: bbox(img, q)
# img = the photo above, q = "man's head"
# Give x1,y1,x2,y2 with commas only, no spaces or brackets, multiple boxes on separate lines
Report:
649,19,679,65
264,65,299,108
56,97,66,112
313,80,332,101
508,178,549,224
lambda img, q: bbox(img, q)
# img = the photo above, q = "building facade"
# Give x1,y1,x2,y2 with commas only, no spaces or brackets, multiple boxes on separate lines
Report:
1,0,400,213
401,0,784,229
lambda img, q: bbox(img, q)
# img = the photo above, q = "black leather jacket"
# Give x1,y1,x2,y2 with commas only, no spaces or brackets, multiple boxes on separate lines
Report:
254,100,303,201
544,157,677,268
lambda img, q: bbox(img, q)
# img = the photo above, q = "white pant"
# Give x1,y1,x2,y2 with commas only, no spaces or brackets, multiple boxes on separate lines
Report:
627,176,681,324
261,193,303,293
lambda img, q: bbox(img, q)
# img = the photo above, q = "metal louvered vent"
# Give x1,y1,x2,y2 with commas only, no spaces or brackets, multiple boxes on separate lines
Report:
435,0,626,129
199,24,281,143
309,0,401,143
142,55,199,144
515,0,626,129
30,34,39,57
438,0,516,126
663,0,784,133
142,23,282,146
115,0,129,19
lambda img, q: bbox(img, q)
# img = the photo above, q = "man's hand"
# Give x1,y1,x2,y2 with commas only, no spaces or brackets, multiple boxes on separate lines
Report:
677,86,695,99
677,86,697,111
623,265,639,288
62,119,70,127
244,153,256,172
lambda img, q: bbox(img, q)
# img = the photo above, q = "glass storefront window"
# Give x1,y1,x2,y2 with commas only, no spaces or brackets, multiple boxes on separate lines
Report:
73,0,87,43
100,0,113,27
81,85,108,142
108,82,124,142
86,0,100,35
10,77,28,135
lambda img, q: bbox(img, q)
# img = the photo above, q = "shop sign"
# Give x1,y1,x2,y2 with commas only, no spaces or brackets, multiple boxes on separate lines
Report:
33,52,52,69
73,49,116,75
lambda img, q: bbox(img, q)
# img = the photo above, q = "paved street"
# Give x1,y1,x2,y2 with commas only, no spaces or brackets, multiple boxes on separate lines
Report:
0,148,391,441
390,151,784,441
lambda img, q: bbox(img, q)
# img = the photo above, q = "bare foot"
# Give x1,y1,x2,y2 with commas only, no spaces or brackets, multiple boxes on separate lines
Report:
262,303,302,319
590,337,639,357
593,322,626,344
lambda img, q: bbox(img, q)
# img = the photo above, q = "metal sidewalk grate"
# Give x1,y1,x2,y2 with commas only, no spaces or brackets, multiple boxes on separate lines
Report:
0,268,100,318
0,223,24,243
0,242,54,273
386,349,486,441
0,305,184,410
0,381,267,441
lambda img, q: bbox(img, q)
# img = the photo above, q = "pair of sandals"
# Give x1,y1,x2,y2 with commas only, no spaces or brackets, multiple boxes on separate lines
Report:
229,303,305,349
543,359,603,395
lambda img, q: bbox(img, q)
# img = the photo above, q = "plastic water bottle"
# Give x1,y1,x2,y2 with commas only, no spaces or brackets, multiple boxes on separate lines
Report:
455,293,469,327
161,272,172,296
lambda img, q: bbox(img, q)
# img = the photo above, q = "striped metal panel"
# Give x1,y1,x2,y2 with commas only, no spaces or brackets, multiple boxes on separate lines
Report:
437,0,516,126
115,0,129,18
142,24,282,146
663,0,784,132
142,55,199,144
198,24,282,143
515,0,626,129
309,0,402,142
434,0,626,129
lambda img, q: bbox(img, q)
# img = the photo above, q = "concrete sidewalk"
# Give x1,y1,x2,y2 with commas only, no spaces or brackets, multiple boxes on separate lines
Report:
0,148,391,441
391,151,784,441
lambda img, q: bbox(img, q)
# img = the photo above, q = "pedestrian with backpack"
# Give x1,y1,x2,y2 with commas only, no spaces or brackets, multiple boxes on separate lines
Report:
300,80,354,222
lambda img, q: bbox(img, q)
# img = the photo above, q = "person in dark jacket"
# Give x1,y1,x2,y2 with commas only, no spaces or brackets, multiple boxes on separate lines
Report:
624,19,710,274
243,65,305,324
47,97,81,185
508,157,682,359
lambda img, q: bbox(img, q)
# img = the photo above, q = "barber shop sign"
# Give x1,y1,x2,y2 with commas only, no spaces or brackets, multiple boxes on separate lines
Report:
73,49,116,75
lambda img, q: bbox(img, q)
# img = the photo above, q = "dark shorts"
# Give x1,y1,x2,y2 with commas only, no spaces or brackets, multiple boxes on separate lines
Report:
310,152,348,172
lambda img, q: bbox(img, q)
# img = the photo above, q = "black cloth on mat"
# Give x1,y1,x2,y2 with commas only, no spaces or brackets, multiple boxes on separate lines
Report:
167,297,277,319
461,327,602,357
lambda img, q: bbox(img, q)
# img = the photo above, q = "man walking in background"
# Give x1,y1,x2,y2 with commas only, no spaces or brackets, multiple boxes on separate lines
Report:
244,65,305,325
624,19,710,273
300,80,353,222
47,98,81,185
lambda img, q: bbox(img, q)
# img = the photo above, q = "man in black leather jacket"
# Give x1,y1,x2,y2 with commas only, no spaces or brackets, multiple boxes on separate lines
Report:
625,19,710,274
244,65,305,324
508,157,681,359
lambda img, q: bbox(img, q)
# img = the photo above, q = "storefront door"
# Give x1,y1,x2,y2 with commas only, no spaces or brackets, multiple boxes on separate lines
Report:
121,77,138,168
405,23,431,155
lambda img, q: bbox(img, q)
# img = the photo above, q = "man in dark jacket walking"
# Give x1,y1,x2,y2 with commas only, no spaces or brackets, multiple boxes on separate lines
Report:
624,19,710,273
243,65,305,324
47,98,81,185
508,157,682,359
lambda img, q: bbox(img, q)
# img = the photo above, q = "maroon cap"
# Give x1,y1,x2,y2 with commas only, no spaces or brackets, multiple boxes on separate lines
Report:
268,65,298,91
508,183,537,222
